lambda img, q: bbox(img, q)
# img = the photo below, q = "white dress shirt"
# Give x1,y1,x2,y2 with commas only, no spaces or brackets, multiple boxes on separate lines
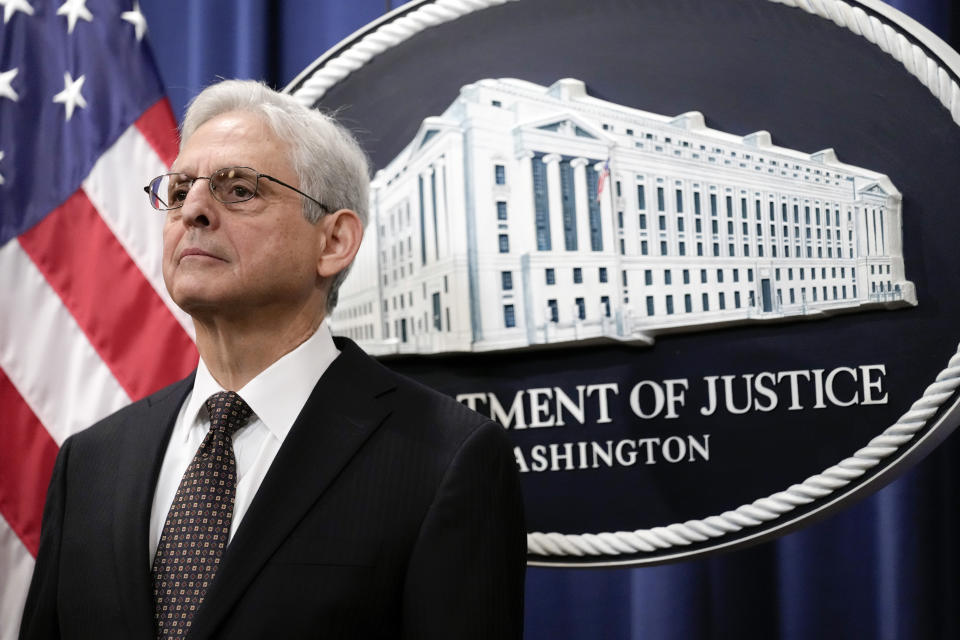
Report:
148,322,340,563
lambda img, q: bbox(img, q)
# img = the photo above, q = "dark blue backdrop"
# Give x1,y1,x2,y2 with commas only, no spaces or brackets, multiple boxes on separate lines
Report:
139,1,960,637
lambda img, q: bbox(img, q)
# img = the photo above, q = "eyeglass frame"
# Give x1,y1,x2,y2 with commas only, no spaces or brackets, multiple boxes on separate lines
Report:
143,166,331,213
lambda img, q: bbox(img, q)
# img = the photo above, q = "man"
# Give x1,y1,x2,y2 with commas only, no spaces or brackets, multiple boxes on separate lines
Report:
20,80,526,639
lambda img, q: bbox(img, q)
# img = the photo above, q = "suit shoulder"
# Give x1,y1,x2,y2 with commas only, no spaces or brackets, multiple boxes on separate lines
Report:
335,338,498,448
392,370,488,428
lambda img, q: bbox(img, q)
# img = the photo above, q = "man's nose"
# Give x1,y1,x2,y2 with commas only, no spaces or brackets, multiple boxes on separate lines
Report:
180,178,217,228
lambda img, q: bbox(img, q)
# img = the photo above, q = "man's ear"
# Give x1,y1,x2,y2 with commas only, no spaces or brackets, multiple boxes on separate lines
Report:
316,209,364,279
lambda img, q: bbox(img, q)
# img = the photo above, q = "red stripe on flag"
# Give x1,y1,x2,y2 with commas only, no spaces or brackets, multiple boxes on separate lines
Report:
18,190,197,400
0,369,58,556
135,97,179,167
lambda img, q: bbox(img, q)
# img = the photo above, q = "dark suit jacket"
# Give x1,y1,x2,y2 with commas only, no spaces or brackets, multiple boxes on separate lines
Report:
19,338,526,639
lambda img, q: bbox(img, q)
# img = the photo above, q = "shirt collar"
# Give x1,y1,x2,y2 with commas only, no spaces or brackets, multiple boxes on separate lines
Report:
181,322,340,442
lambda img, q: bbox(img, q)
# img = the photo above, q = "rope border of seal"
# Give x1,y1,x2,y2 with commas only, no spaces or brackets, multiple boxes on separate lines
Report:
287,0,960,558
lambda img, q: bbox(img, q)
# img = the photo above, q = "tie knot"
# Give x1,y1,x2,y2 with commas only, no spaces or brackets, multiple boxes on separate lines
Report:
205,391,253,436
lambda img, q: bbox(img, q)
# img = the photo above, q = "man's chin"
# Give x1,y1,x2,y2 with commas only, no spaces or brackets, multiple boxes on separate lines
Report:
169,289,233,317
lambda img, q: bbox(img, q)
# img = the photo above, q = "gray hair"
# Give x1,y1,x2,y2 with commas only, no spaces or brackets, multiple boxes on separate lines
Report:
180,79,370,313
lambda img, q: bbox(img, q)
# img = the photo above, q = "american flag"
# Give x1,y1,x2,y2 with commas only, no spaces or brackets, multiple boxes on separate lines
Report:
0,1,197,633
596,159,610,201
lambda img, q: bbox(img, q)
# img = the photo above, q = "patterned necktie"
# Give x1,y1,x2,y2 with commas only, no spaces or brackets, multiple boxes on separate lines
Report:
151,391,253,639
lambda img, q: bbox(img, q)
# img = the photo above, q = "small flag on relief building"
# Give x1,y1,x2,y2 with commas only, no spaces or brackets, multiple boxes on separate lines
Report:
596,159,610,201
0,1,197,634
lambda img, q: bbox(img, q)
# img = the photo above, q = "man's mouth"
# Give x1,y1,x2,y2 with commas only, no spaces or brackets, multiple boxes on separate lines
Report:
179,248,223,262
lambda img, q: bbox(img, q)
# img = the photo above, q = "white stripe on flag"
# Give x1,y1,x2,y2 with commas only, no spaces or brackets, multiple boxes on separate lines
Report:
0,515,34,640
0,240,131,446
82,126,195,339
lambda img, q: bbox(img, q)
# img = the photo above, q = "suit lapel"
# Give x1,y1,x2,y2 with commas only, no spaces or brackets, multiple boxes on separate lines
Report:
113,375,193,638
187,341,396,639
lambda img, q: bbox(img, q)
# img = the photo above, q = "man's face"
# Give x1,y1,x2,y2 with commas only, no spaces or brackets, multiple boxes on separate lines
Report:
162,111,325,321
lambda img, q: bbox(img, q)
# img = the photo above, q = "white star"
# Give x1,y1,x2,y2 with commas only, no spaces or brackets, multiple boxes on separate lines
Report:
0,0,35,24
52,72,87,121
121,1,147,41
0,150,6,186
56,0,93,34
0,68,18,102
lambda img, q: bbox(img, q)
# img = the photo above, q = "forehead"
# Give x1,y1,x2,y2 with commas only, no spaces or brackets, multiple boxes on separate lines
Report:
174,110,292,175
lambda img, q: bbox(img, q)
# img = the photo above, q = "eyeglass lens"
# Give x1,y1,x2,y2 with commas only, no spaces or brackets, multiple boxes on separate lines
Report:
148,167,261,210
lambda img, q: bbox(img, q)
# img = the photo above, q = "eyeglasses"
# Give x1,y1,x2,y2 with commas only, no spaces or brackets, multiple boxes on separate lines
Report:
143,166,330,213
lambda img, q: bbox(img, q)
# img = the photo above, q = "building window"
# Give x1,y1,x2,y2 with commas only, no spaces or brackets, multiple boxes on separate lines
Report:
646,296,655,316
660,240,668,255
599,267,608,283
498,234,509,253
734,291,741,308
664,270,672,285
684,294,692,313
432,292,442,330
657,187,665,211
501,271,513,290
666,295,674,315
548,299,558,322
573,267,583,283
683,269,690,285
676,189,683,213
504,304,515,328
716,269,724,283
641,240,649,255
586,165,604,251
430,169,439,260
718,292,726,309
637,184,646,210
560,159,578,250
495,164,506,185
532,154,551,250
639,214,647,230
645,269,653,286
418,175,427,265
576,297,586,320
622,270,628,286
601,295,611,317
497,201,508,220
678,241,686,256
702,293,709,311
546,268,556,285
